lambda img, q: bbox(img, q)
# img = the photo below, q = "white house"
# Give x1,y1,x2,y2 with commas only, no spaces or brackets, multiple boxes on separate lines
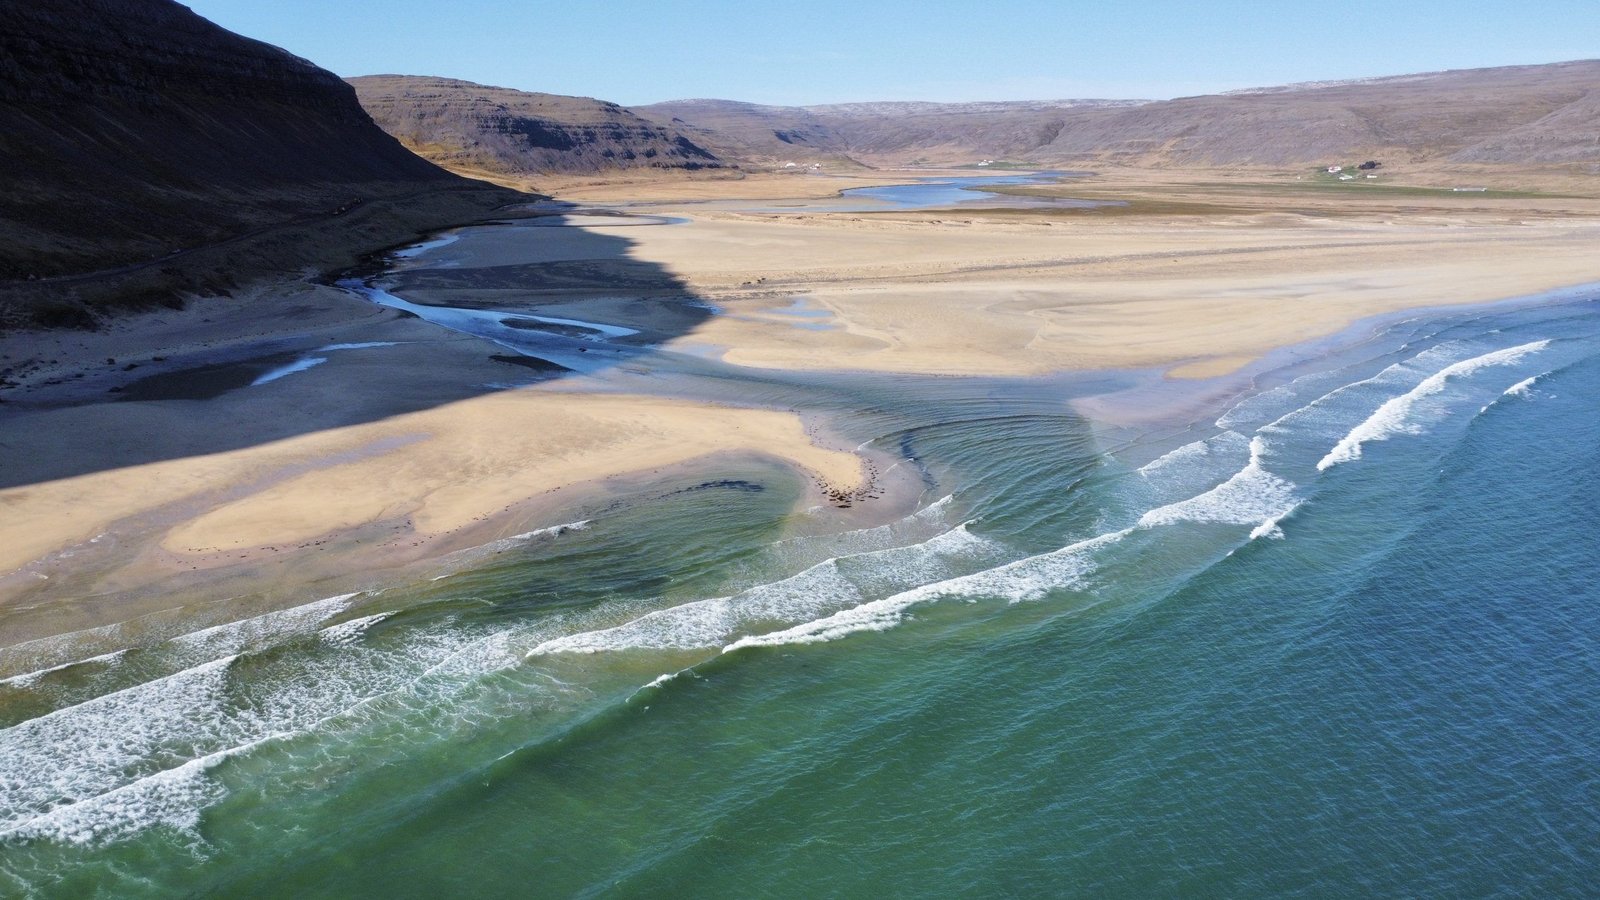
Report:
1327,165,1343,174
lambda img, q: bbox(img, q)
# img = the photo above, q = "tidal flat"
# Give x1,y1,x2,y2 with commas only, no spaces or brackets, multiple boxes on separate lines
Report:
4,171,1600,896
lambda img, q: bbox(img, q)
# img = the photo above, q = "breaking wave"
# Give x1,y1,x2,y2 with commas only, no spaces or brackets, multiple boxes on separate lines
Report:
1318,340,1549,470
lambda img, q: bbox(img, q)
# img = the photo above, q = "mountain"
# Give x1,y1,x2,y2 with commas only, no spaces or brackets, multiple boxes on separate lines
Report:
0,0,514,327
632,100,853,163
1034,60,1600,167
637,60,1600,168
349,76,724,179
634,98,1146,164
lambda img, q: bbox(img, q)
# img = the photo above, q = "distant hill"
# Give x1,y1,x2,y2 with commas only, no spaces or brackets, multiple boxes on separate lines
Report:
349,76,724,179
0,0,513,326
638,60,1600,168
1035,60,1600,167
633,100,853,163
635,98,1146,164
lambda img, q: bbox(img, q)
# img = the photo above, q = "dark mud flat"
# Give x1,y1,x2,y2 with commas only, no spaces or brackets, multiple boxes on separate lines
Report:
114,353,305,401
490,354,572,375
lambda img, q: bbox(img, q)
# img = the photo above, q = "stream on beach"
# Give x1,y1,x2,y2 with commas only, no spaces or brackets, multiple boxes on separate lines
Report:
4,200,1600,896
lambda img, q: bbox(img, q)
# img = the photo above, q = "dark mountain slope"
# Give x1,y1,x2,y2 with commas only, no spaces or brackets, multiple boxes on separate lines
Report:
0,0,514,325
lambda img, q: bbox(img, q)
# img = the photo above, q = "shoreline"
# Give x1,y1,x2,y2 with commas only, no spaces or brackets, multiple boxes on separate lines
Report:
3,277,1591,663
6,169,1600,659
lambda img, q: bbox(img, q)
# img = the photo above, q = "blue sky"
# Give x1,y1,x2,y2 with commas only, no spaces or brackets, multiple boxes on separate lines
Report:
184,0,1599,106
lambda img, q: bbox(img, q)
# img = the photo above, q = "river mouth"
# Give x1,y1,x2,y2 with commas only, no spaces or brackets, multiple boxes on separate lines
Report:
337,175,1115,376
742,170,1123,213
11,179,1600,896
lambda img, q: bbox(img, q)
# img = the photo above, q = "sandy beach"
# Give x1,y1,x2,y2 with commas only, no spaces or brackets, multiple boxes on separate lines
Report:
4,168,1599,648
550,173,1600,377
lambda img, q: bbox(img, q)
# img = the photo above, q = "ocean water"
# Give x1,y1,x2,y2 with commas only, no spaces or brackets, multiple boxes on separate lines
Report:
3,290,1600,896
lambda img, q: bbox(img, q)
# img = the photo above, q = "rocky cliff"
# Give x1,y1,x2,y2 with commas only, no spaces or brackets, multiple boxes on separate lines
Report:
349,76,723,178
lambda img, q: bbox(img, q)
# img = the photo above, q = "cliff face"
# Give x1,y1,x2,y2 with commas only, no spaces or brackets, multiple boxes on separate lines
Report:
349,76,723,178
0,0,508,316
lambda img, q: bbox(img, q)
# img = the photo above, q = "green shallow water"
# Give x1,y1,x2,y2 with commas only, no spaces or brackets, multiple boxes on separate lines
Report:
5,276,1600,896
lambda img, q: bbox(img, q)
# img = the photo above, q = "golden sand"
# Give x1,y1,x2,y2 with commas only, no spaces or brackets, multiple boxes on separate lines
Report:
0,391,861,577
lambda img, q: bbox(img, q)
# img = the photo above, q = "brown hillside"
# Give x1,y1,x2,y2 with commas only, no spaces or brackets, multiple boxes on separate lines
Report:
350,76,724,178
638,61,1600,169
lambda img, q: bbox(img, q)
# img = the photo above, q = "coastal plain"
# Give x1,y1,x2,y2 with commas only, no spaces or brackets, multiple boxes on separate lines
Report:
3,167,1599,649
555,170,1600,377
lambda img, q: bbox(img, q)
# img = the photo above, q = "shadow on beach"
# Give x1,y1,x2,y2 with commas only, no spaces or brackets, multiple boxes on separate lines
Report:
0,205,713,491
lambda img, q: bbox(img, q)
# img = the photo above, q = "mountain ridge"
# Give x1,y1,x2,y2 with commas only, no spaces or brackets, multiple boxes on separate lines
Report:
634,59,1600,168
348,75,725,180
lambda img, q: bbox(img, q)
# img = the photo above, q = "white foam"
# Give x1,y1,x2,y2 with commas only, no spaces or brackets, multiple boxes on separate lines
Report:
250,356,326,386
531,563,851,656
637,670,687,695
319,613,396,648
1503,375,1541,397
1214,368,1350,432
0,621,133,680
1249,508,1297,541
170,593,360,659
1138,436,1298,536
508,520,590,541
423,522,594,584
1214,343,1457,433
0,735,269,846
1137,431,1253,502
0,604,515,848
0,650,127,689
0,593,358,689
316,341,402,352
530,524,992,656
757,494,956,571
1318,340,1549,470
0,655,241,838
720,431,1308,654
724,528,1128,651
1138,436,1215,476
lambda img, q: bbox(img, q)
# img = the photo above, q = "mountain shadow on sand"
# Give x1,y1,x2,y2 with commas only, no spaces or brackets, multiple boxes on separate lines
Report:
0,207,714,491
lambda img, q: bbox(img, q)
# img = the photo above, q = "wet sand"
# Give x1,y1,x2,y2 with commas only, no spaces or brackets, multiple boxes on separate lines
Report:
542,186,1600,378
4,167,1599,649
